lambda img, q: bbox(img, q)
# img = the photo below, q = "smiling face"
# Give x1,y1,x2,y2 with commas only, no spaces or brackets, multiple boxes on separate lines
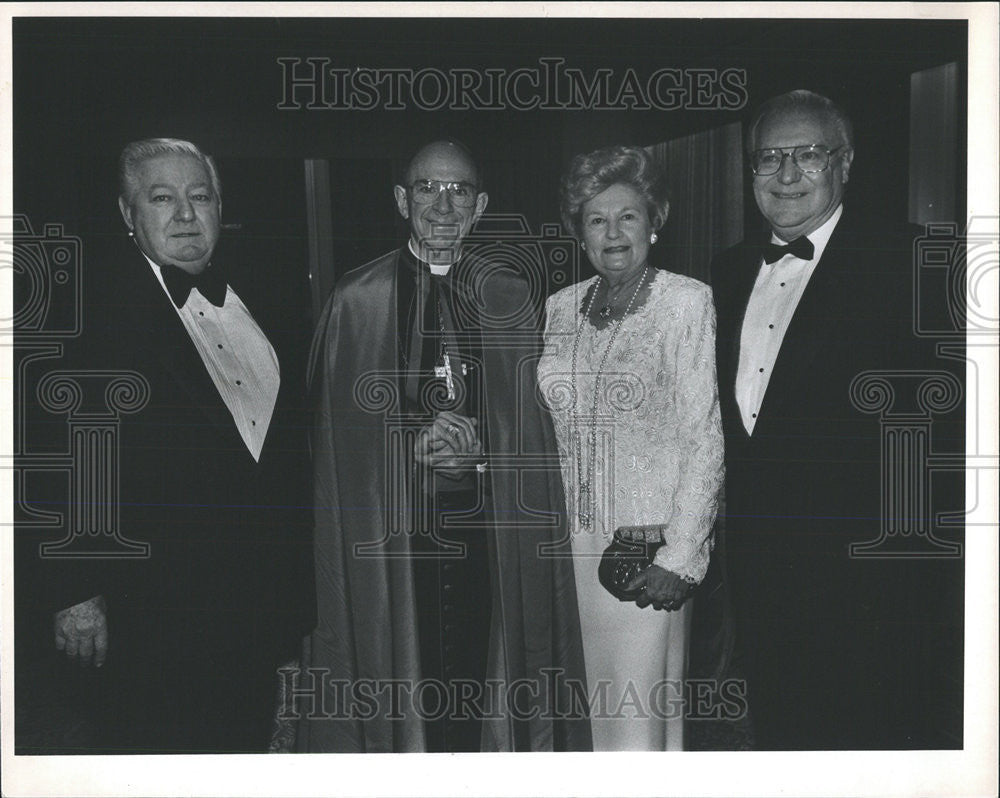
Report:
393,142,488,261
119,153,221,274
752,110,853,241
579,183,654,284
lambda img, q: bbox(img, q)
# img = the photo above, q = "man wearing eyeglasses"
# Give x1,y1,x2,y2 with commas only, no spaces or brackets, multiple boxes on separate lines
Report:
708,91,961,750
304,140,590,753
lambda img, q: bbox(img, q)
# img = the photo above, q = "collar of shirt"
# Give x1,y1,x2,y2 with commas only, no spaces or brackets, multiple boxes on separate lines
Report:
400,244,475,308
142,252,230,310
408,238,461,275
141,252,279,462
768,204,843,266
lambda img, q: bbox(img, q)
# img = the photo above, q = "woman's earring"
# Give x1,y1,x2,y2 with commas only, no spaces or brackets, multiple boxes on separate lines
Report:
650,233,658,244
580,241,587,251
128,230,134,237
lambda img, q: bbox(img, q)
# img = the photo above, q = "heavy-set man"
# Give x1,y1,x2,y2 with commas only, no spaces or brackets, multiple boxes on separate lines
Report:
19,138,315,753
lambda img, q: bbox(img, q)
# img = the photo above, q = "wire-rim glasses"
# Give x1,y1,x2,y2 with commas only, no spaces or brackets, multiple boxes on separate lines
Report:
751,144,846,176
408,179,479,207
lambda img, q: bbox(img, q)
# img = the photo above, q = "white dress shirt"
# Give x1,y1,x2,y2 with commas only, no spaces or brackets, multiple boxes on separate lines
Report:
145,255,280,461
736,205,842,434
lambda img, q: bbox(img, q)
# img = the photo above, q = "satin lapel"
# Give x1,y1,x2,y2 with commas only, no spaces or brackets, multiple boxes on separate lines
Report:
724,243,764,440
730,247,762,391
120,250,245,447
756,225,850,424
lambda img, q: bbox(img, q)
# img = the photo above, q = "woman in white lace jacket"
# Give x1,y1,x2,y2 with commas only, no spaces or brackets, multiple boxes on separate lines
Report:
537,145,724,750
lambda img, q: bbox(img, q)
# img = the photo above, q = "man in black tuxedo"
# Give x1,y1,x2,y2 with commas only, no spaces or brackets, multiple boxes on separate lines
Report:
19,139,315,753
711,91,962,749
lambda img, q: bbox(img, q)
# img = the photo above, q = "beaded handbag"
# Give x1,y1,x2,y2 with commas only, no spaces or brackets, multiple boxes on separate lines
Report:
598,525,666,601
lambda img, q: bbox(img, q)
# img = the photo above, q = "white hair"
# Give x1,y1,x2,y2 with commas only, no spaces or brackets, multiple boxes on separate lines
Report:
118,138,222,204
746,90,854,153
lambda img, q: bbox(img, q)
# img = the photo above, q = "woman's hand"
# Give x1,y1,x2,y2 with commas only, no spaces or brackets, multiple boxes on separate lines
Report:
625,565,692,611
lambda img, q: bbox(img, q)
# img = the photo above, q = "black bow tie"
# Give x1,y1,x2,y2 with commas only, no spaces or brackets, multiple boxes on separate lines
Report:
160,263,227,308
762,237,814,264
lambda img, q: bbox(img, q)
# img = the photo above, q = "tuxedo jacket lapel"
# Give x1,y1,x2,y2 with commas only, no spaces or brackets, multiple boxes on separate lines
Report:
754,225,851,429
119,247,250,454
716,239,766,442
729,247,762,398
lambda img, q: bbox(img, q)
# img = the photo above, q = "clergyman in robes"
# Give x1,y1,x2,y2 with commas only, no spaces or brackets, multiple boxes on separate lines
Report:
299,140,591,753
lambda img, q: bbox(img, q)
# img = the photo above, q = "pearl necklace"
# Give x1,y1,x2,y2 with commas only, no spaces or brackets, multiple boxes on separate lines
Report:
570,266,649,528
597,268,647,319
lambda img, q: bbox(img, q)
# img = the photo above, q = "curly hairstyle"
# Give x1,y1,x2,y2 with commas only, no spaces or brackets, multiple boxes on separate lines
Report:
560,145,669,238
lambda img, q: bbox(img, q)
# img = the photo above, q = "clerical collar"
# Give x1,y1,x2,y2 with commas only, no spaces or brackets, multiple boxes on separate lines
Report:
770,204,843,263
407,239,460,275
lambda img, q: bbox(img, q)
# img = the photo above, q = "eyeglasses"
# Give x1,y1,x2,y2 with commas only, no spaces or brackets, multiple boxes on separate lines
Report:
408,179,479,207
750,144,846,176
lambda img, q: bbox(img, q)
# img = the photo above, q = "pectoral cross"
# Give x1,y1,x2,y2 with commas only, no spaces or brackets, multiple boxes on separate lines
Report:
434,354,456,401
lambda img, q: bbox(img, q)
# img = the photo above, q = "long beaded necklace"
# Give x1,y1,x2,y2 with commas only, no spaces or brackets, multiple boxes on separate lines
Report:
570,265,649,529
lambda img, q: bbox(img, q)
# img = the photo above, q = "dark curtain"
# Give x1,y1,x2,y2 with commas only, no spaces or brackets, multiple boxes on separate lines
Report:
909,62,959,226
648,121,744,283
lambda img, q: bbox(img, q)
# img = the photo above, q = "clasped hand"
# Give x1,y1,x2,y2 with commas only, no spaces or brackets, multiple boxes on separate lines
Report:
413,411,483,481
625,565,693,611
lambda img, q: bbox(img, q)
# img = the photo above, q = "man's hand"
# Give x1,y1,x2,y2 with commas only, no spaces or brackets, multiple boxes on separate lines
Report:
54,594,108,667
626,566,693,611
414,411,482,481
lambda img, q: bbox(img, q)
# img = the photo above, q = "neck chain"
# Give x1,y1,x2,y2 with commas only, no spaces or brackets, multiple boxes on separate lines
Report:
434,287,456,401
570,266,648,528
396,275,461,402
597,269,647,320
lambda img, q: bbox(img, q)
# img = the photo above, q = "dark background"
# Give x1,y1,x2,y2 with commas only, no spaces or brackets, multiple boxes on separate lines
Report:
10,14,970,756
14,16,967,327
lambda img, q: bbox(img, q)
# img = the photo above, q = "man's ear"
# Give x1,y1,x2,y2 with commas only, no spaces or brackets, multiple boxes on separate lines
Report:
393,185,409,220
472,191,489,224
118,196,133,230
840,149,855,185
